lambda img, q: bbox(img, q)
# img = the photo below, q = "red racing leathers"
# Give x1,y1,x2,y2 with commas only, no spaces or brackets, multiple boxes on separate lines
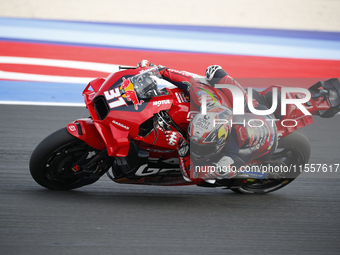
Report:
137,61,275,182
159,67,248,181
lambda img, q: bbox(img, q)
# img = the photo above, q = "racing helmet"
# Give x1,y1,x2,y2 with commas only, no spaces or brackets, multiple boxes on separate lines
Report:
188,106,233,161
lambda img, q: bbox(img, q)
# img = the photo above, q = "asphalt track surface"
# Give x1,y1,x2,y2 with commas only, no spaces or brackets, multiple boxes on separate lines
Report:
1,104,340,255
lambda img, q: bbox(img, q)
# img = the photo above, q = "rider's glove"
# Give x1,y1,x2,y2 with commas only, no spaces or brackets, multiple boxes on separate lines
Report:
136,60,154,68
165,131,186,148
181,81,192,92
177,142,189,157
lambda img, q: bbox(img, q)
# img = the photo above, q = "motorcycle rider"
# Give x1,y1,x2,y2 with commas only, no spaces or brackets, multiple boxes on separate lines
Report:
135,60,278,182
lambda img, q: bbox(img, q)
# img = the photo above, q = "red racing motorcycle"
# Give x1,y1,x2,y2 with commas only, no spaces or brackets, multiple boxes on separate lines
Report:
29,66,340,193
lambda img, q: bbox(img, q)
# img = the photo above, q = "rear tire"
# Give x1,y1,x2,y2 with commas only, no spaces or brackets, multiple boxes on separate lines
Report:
231,130,311,194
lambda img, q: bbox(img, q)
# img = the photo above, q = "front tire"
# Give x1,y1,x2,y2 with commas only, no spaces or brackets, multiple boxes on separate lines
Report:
30,127,107,190
231,130,311,194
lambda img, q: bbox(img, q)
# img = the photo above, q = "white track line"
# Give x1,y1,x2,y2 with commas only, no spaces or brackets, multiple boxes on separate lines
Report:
0,101,85,107
0,56,120,72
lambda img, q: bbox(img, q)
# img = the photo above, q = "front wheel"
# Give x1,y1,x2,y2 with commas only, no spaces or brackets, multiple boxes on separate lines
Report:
231,130,311,194
29,127,111,190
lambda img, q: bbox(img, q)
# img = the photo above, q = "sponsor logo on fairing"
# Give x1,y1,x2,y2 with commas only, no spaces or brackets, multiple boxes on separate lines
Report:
153,99,171,107
119,77,144,110
135,164,180,176
68,124,77,132
112,120,129,130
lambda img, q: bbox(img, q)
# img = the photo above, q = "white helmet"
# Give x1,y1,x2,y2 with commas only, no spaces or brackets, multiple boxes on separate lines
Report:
188,106,233,161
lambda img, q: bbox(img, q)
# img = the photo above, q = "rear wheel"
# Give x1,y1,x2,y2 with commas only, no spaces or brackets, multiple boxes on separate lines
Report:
231,130,311,194
30,127,111,190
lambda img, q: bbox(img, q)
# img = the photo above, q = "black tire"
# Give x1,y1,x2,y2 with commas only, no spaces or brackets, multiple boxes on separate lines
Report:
30,127,103,190
231,130,311,194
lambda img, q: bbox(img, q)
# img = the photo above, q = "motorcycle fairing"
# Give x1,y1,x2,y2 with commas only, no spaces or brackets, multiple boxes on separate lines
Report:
67,119,106,151
71,68,192,157
108,140,192,186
